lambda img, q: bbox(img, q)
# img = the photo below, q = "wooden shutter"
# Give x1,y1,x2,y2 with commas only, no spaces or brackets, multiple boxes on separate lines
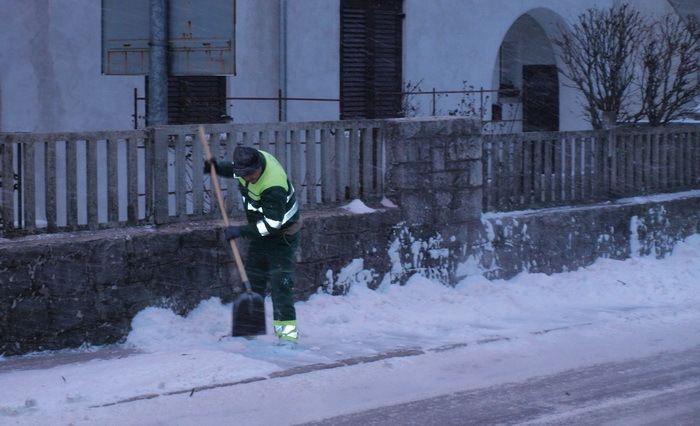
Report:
371,1,403,118
341,1,369,119
167,76,227,125
341,0,403,119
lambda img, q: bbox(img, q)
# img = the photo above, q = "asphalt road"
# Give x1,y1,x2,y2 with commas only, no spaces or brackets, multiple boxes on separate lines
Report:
302,345,700,425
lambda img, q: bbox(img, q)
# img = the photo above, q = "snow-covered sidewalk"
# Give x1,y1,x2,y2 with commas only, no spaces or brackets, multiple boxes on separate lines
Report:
1,235,699,425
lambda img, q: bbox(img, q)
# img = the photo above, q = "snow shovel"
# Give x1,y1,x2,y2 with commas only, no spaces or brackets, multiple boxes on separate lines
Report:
198,126,266,337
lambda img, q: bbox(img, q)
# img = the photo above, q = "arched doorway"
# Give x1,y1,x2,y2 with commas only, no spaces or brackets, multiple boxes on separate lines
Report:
493,10,563,132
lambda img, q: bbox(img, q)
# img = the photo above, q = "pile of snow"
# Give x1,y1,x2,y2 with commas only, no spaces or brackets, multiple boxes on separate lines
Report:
341,199,376,214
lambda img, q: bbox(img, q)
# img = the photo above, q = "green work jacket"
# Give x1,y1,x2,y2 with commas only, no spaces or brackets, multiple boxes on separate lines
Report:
216,150,299,238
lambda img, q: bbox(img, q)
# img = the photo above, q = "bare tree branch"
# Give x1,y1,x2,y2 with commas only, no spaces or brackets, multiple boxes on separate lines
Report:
638,15,699,126
555,4,646,129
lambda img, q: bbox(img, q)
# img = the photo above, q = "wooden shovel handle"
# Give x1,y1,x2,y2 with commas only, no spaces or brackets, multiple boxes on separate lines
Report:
197,126,251,287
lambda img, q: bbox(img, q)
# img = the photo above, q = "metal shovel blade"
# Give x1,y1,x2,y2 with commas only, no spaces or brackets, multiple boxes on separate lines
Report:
232,289,266,336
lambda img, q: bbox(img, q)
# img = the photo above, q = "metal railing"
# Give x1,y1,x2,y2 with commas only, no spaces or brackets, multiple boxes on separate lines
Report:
394,86,520,120
132,86,520,129
132,88,340,128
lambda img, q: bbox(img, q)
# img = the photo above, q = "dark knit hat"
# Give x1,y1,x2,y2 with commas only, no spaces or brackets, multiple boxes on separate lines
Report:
232,146,262,177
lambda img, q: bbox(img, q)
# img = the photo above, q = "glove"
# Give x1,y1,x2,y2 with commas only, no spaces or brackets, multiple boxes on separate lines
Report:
224,225,242,240
203,159,218,174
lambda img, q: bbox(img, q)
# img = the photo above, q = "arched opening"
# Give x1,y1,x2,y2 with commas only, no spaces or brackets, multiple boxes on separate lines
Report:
492,11,563,132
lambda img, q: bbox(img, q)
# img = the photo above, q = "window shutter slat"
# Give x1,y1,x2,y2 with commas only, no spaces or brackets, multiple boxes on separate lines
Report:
341,0,403,119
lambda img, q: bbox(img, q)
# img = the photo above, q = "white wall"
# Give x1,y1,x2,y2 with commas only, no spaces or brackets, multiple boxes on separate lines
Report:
227,0,280,124
0,0,141,132
621,0,676,17
285,0,339,122
1,0,685,132
402,0,617,131
227,0,340,124
0,0,281,131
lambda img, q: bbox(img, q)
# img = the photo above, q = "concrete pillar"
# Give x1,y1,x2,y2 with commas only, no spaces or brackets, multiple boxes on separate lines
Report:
384,117,484,227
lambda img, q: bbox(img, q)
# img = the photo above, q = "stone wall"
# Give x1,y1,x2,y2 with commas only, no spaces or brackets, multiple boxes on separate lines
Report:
0,208,401,356
413,194,700,283
381,117,700,285
478,194,700,278
383,117,485,284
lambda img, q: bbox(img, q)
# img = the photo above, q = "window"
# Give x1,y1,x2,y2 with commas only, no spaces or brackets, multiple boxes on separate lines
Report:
167,76,228,125
340,0,403,119
146,76,228,125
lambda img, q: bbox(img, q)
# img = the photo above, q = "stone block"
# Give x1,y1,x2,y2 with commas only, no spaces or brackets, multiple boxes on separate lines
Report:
386,163,432,191
113,283,156,311
0,268,33,297
180,227,219,248
433,191,453,208
95,284,127,320
385,118,479,164
0,247,53,294
450,189,483,220
49,296,98,332
469,160,483,187
431,146,446,171
431,170,472,188
447,136,482,161
406,141,432,162
40,253,91,297
88,319,132,346
392,119,422,140
451,117,482,134
321,212,357,233
86,238,128,284
127,232,181,261
6,297,50,338
50,328,90,349
396,192,435,225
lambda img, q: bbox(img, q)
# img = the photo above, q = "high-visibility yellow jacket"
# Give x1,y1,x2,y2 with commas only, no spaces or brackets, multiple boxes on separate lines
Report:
217,150,299,237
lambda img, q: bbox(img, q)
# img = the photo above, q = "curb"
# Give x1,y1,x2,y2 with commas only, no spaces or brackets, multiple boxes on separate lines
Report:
92,322,593,408
94,347,425,408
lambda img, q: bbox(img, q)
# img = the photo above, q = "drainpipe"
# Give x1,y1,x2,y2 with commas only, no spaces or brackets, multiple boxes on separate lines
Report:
148,0,168,126
279,0,288,122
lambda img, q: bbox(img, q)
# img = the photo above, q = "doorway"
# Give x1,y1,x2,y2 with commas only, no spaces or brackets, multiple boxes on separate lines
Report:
522,65,559,132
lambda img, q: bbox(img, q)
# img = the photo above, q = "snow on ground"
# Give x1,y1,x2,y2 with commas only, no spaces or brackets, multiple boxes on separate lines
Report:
0,235,699,425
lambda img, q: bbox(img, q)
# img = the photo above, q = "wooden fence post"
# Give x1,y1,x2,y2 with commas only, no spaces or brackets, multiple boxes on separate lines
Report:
152,127,170,224
1,136,15,235
107,137,119,224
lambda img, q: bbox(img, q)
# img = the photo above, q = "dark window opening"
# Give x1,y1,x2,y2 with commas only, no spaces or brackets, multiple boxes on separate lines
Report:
492,103,503,122
146,76,228,125
522,65,559,132
340,0,403,119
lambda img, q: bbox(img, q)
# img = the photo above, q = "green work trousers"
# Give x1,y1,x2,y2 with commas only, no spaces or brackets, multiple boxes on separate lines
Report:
246,230,299,322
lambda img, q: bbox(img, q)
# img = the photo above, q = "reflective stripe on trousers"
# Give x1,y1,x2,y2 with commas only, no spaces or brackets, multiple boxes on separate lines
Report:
273,320,298,342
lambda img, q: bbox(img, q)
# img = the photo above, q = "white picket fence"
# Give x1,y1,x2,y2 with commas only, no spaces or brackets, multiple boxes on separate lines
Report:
0,120,386,236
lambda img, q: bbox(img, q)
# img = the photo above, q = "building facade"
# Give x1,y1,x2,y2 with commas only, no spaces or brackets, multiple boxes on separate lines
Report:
0,0,685,133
